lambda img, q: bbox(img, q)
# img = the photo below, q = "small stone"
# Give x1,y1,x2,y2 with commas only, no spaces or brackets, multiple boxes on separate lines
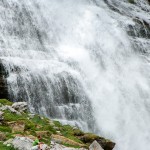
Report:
28,113,35,119
7,144,11,147
89,140,104,150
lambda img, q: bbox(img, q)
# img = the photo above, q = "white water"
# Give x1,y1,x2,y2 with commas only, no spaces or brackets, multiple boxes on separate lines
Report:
0,0,150,149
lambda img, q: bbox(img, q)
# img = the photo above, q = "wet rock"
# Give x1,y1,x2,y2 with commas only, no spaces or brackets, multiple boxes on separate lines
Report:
80,133,115,150
89,140,104,150
12,102,28,112
0,62,9,99
97,139,115,150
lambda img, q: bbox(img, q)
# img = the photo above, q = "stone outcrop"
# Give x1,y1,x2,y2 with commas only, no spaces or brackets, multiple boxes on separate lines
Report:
5,136,50,150
80,133,115,150
0,105,21,115
12,102,28,112
0,62,8,99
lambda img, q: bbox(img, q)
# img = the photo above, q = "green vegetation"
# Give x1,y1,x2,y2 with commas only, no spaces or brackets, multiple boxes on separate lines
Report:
0,99,12,106
0,142,15,150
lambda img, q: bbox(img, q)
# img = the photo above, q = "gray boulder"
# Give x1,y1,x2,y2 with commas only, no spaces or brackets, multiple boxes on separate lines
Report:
89,140,104,150
0,105,21,115
12,102,28,112
6,136,50,150
12,137,33,150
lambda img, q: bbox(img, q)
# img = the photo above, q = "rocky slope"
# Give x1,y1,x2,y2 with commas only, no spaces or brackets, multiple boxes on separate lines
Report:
0,99,115,150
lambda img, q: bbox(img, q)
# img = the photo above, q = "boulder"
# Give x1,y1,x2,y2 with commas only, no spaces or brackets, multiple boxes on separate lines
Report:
80,133,115,150
12,102,28,112
0,105,21,115
10,136,50,150
89,140,104,150
4,137,33,149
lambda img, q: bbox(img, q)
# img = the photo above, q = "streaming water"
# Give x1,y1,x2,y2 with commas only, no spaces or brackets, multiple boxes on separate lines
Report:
0,0,150,149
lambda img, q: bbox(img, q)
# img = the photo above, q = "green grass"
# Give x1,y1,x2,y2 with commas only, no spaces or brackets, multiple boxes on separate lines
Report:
0,125,11,133
0,99,12,106
0,142,16,150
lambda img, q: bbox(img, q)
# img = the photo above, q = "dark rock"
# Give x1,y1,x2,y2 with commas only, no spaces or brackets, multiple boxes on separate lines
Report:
80,133,115,150
0,60,9,99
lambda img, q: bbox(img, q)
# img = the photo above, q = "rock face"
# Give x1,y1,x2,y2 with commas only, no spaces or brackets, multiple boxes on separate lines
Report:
0,62,8,99
89,140,104,150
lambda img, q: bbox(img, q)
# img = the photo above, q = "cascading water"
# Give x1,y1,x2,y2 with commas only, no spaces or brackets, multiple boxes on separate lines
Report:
0,0,150,149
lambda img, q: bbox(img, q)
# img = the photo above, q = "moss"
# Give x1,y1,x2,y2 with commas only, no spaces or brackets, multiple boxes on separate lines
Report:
42,125,56,134
53,121,63,128
63,143,81,148
80,133,99,143
31,115,49,126
73,129,84,136
0,125,11,133
3,110,28,122
0,142,16,150
0,99,12,106
61,125,83,144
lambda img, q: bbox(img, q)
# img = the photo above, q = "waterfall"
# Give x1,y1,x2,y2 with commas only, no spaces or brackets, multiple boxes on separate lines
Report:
0,0,150,149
